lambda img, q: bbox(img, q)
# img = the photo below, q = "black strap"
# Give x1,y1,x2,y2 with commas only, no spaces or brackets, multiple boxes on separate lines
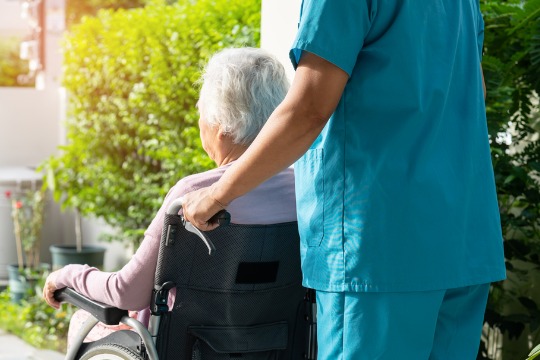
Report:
305,288,317,360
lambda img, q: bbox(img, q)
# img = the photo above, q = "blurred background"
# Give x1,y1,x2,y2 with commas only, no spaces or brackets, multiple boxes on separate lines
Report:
0,0,538,359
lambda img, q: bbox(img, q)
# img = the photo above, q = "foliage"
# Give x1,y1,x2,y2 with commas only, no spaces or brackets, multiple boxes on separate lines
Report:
0,276,73,353
528,344,540,360
0,37,34,87
42,0,261,247
65,0,148,28
479,0,540,358
4,189,46,270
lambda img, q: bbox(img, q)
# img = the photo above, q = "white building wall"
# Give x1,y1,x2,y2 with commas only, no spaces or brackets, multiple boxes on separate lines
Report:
261,0,301,81
0,0,27,36
0,88,61,166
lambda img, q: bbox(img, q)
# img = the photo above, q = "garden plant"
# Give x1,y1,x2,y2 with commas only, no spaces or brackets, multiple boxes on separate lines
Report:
480,0,540,358
0,37,34,87
3,187,49,303
42,0,261,248
528,344,540,360
0,278,73,353
4,188,45,271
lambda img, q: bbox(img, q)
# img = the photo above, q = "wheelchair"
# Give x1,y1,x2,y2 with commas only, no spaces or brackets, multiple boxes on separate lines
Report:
54,198,317,360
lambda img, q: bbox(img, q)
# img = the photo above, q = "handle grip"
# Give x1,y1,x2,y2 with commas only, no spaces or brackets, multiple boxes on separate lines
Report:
208,210,231,227
165,197,231,255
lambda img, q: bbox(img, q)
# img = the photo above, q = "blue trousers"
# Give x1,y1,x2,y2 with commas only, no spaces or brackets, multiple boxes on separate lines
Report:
316,284,490,360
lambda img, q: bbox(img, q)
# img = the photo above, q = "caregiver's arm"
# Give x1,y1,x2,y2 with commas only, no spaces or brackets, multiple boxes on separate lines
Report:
181,51,349,229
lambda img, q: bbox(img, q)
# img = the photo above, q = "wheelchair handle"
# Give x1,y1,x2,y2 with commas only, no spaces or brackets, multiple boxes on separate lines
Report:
166,197,230,225
166,197,230,255
208,209,231,226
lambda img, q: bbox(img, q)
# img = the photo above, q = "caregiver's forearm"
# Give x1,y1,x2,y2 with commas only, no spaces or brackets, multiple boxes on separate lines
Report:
211,52,349,205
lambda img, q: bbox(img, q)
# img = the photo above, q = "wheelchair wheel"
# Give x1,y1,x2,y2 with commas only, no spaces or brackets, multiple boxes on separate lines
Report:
79,344,143,360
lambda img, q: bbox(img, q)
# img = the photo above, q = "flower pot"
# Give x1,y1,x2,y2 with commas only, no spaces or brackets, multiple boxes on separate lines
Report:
7,263,49,303
7,264,29,303
49,245,106,270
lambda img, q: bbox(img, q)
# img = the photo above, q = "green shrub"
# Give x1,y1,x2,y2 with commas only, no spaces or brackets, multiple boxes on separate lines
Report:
65,0,147,27
479,0,540,358
0,37,34,87
43,0,261,247
0,283,73,353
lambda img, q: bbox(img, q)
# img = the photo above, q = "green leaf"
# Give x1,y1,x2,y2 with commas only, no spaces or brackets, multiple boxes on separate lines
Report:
528,344,540,360
504,174,516,184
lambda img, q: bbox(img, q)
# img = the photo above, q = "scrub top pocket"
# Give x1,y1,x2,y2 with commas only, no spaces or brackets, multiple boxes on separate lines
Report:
295,148,325,247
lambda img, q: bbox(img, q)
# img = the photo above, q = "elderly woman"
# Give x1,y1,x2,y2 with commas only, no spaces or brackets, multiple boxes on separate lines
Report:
42,47,295,342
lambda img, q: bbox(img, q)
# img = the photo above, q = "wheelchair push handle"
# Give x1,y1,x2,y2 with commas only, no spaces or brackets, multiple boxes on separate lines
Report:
166,197,230,225
166,197,230,255
208,209,231,227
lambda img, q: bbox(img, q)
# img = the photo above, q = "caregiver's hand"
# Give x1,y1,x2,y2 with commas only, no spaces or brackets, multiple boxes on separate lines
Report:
181,185,229,231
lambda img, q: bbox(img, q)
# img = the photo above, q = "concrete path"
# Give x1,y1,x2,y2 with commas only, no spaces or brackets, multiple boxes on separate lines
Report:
0,329,64,360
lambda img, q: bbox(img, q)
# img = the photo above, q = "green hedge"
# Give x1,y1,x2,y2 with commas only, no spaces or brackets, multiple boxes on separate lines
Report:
0,37,34,87
0,287,73,353
65,0,147,28
43,0,261,246
480,0,540,358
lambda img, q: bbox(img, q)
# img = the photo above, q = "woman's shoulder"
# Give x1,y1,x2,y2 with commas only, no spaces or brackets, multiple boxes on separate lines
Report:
178,166,225,188
169,166,225,197
228,166,296,224
262,166,295,187
162,165,295,225
170,164,294,197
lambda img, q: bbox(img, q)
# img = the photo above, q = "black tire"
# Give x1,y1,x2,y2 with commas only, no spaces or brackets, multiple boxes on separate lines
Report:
79,344,143,360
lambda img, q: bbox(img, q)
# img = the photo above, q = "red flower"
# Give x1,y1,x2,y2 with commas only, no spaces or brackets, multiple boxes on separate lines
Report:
15,201,23,209
4,190,11,199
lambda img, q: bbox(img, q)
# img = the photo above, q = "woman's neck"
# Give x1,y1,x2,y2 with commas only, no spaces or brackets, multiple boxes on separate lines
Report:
215,144,248,167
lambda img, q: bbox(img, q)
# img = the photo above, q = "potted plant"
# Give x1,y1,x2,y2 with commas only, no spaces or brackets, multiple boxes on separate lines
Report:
48,207,106,270
4,188,49,303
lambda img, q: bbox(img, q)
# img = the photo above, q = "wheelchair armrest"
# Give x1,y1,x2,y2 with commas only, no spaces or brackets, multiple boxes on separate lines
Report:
54,287,129,326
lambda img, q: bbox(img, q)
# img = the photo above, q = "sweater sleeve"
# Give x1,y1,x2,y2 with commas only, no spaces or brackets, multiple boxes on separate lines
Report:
54,180,191,310
54,232,160,311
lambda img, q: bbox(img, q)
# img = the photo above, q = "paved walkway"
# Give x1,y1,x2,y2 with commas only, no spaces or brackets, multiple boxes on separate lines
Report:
0,329,64,360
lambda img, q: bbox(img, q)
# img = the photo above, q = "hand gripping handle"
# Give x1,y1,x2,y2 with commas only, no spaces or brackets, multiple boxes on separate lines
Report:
166,197,230,255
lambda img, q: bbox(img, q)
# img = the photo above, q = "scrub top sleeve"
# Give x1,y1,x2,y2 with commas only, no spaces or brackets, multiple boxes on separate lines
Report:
289,0,373,76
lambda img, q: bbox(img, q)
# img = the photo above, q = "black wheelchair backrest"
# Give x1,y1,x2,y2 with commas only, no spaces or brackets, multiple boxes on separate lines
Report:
152,220,309,360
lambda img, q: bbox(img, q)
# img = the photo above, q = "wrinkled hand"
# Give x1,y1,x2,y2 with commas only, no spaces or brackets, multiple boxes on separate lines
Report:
181,185,228,231
42,269,63,309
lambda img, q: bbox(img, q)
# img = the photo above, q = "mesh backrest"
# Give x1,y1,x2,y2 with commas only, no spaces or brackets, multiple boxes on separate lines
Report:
154,221,308,360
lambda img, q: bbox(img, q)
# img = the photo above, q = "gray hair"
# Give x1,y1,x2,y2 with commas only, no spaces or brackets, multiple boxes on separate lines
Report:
198,47,289,145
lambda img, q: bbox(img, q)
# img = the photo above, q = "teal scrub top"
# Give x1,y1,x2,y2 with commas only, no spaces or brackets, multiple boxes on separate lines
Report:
290,0,506,292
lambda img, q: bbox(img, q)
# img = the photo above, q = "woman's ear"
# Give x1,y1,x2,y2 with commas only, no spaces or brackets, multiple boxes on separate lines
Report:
217,126,228,140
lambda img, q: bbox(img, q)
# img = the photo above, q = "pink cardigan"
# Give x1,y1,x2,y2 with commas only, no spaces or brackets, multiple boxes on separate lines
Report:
55,164,296,311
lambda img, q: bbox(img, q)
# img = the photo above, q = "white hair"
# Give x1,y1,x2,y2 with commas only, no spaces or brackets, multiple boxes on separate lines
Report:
198,47,290,145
